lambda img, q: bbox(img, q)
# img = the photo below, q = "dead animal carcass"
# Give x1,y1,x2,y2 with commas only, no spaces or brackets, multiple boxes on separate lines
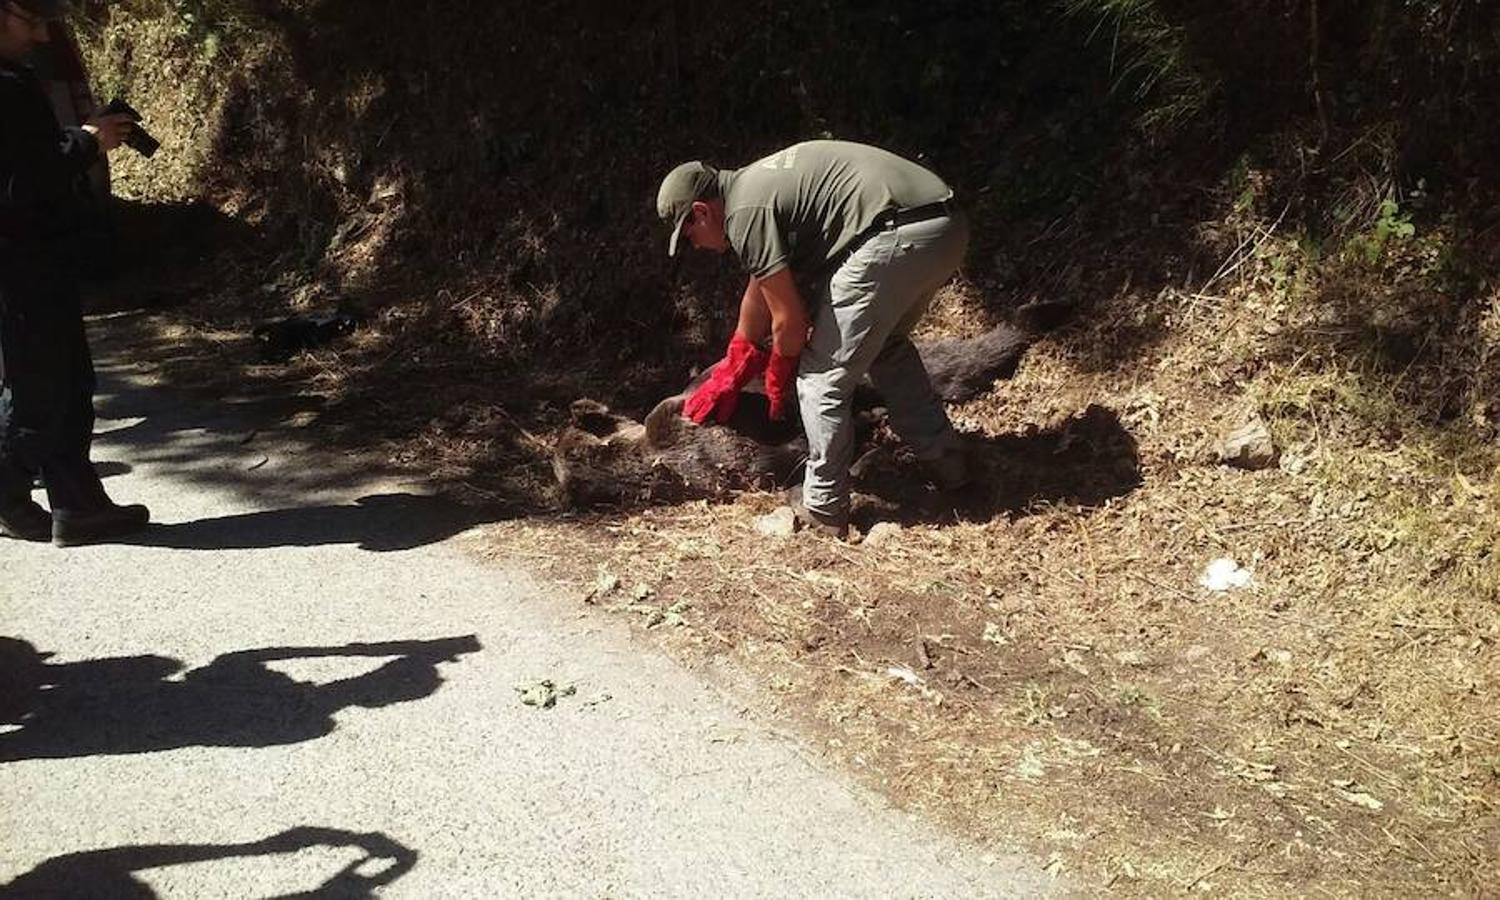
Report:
552,322,1031,508
551,397,804,507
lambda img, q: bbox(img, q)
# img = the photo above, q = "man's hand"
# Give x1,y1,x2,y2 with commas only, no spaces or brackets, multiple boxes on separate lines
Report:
81,113,135,153
682,333,769,424
764,350,798,420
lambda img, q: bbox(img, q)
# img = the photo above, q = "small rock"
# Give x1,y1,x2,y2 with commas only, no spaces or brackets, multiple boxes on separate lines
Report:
1014,750,1046,781
754,506,798,538
1337,788,1385,811
1253,647,1294,666
863,522,903,548
887,665,925,686
517,679,576,709
1279,451,1310,475
1113,649,1150,667
982,622,1009,647
1218,415,1280,470
583,571,620,604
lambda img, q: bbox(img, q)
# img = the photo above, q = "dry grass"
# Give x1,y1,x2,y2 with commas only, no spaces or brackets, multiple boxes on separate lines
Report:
465,246,1500,895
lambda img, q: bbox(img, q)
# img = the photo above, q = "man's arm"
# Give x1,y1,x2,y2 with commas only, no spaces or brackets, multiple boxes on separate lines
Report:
732,278,771,344
750,267,808,421
753,267,809,357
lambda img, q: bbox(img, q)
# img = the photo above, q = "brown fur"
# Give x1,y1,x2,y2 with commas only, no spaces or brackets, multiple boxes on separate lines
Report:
552,323,1032,508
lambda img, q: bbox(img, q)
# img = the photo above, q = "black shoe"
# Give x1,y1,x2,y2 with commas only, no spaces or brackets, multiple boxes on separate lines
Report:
0,497,53,542
52,503,151,547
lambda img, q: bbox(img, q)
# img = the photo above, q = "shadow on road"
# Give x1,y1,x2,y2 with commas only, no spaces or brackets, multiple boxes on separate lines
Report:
122,492,497,552
0,635,480,762
0,826,416,899
94,461,132,479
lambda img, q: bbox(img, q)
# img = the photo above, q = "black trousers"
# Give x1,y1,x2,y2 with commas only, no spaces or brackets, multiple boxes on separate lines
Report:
0,270,107,511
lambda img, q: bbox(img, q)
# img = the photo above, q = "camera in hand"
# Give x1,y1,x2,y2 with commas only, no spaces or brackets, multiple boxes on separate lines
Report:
100,98,161,158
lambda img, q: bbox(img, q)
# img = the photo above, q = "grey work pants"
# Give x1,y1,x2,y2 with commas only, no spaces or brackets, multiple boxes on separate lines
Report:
796,211,970,519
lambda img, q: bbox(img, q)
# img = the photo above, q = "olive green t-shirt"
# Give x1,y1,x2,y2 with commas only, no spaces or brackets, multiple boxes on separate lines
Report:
717,140,952,284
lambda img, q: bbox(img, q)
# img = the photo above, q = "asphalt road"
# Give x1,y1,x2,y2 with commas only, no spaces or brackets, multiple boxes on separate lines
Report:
1,313,1054,898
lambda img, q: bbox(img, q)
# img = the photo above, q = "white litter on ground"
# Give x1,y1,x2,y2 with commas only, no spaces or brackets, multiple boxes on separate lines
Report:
1200,558,1253,592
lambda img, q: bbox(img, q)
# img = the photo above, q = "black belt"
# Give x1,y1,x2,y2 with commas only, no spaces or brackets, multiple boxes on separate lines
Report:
839,199,956,265
871,199,954,231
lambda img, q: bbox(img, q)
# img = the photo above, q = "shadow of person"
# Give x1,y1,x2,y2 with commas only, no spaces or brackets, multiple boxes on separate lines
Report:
0,826,417,899
91,391,329,446
849,404,1143,529
93,461,133,479
0,635,480,762
122,493,501,552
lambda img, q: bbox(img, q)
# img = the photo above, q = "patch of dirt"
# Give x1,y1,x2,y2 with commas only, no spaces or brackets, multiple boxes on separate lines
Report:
468,280,1500,896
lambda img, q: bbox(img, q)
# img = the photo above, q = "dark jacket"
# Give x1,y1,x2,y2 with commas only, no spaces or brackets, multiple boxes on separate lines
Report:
0,57,100,280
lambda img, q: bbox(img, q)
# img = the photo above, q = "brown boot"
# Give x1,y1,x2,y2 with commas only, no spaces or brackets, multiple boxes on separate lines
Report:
786,486,850,540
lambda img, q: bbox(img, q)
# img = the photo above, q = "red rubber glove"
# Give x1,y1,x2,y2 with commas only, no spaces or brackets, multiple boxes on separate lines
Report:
682,334,769,424
764,350,799,421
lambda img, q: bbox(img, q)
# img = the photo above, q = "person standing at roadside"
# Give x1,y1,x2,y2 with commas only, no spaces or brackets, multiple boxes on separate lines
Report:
657,140,971,539
0,0,148,545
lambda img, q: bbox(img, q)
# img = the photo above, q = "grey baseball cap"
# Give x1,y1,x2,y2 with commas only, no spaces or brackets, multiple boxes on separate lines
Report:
656,161,718,257
10,0,68,20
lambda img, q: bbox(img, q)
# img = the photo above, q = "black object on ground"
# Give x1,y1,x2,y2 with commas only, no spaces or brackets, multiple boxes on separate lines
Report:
252,311,360,363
